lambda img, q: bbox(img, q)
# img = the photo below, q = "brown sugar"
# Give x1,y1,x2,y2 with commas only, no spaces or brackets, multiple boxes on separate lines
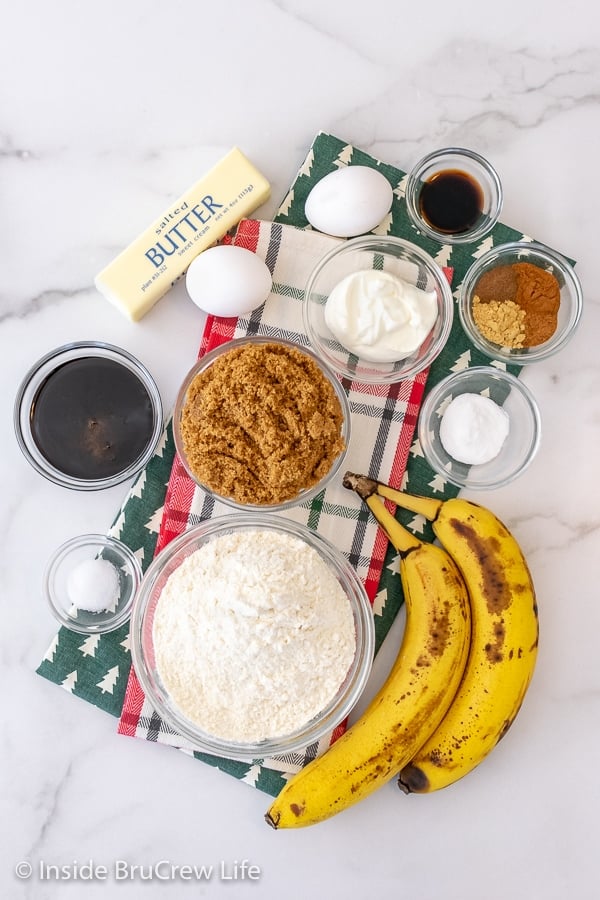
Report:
179,342,346,505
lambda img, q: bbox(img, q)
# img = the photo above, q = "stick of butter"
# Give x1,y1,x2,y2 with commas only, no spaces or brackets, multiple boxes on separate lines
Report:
95,147,270,321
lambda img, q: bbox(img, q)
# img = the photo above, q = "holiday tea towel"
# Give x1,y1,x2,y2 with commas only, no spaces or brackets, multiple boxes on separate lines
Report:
116,216,437,781
37,131,551,797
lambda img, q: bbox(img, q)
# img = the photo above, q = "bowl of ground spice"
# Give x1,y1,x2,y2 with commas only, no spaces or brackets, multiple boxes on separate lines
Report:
173,337,350,510
458,241,583,363
130,514,375,760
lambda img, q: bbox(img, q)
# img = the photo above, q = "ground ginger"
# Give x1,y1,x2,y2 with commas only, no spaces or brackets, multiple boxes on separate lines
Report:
472,297,526,348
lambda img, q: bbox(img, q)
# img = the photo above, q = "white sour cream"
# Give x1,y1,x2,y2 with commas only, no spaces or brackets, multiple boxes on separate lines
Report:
324,269,438,362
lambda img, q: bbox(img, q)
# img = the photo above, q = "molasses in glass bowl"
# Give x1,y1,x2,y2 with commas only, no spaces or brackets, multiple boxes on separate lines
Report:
14,341,163,490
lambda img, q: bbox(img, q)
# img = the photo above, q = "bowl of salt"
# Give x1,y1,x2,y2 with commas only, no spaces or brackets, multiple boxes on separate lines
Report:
44,534,142,634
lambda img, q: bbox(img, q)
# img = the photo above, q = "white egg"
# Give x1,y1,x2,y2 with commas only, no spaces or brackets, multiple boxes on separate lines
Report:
185,245,272,317
304,166,394,238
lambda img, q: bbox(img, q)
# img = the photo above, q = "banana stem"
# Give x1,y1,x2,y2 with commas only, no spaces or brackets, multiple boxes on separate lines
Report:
343,471,442,521
342,472,380,501
343,472,421,554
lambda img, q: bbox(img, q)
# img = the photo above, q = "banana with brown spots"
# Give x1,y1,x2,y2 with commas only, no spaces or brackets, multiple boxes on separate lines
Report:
265,484,471,828
343,474,539,794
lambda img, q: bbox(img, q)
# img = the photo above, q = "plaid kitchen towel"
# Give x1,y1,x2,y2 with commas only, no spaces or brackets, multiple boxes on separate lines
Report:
37,131,563,797
116,217,445,780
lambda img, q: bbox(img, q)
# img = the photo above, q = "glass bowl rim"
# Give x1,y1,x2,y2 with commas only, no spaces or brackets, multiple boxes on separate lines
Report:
458,240,583,363
43,532,143,634
417,365,542,489
172,335,351,511
13,340,164,491
405,146,503,245
302,234,454,384
129,513,376,760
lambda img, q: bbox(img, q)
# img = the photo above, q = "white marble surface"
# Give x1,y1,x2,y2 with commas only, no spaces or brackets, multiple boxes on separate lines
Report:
1,1,599,897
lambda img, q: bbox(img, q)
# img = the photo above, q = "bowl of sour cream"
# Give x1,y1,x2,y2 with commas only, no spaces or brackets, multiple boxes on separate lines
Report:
303,236,453,384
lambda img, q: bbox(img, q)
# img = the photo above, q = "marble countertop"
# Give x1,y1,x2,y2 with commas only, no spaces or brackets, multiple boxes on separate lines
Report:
2,2,599,898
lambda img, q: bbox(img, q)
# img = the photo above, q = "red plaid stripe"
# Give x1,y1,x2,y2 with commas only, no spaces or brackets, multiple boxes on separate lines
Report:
118,219,452,760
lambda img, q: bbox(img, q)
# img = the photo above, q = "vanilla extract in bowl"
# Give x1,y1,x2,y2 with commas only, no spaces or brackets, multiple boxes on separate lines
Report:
405,148,503,245
418,169,484,235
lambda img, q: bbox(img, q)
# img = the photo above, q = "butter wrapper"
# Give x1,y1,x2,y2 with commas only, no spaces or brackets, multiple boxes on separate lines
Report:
95,148,271,321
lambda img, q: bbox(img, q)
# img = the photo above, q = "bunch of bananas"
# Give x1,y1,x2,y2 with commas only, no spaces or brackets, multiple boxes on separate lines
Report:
265,472,538,830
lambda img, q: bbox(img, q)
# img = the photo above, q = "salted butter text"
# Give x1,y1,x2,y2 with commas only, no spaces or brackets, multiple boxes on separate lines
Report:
145,195,224,268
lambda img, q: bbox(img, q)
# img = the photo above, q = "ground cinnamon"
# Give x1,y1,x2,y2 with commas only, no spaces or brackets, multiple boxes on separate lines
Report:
472,262,560,348
513,262,560,345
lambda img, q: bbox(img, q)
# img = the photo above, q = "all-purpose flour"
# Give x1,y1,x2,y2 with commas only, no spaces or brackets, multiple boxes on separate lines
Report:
152,529,356,744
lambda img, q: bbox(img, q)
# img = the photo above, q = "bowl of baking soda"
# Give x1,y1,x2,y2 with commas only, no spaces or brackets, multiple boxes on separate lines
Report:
130,515,375,760
418,366,541,490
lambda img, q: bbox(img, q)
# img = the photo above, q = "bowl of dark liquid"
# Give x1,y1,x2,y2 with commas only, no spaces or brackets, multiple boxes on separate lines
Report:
14,342,163,490
405,147,503,245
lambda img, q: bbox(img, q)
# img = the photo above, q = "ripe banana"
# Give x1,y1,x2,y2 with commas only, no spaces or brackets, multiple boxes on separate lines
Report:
344,473,539,794
265,487,471,828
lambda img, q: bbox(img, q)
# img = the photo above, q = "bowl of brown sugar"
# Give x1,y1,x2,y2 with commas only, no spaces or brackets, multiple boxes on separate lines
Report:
173,336,350,510
458,241,583,364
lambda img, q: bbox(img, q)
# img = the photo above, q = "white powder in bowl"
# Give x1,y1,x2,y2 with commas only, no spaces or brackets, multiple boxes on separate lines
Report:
439,392,510,465
66,557,120,613
152,529,357,744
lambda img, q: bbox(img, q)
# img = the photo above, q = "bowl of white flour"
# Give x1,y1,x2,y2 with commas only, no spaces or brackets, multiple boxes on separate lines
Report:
129,515,375,760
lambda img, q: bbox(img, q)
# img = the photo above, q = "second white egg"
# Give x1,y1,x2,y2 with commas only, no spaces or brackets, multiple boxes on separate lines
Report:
185,245,272,317
304,165,394,238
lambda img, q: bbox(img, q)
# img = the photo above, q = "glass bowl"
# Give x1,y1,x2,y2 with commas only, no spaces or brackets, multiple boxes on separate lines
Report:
302,236,453,384
173,336,350,511
458,241,583,364
129,515,375,761
418,366,541,490
44,534,142,634
405,147,503,245
14,341,163,490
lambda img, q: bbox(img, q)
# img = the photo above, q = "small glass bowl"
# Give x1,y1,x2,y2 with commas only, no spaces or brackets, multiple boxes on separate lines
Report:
302,236,453,384
173,336,350,511
44,534,142,634
458,241,583,364
418,366,541,490
130,514,375,761
14,342,163,490
405,147,503,245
